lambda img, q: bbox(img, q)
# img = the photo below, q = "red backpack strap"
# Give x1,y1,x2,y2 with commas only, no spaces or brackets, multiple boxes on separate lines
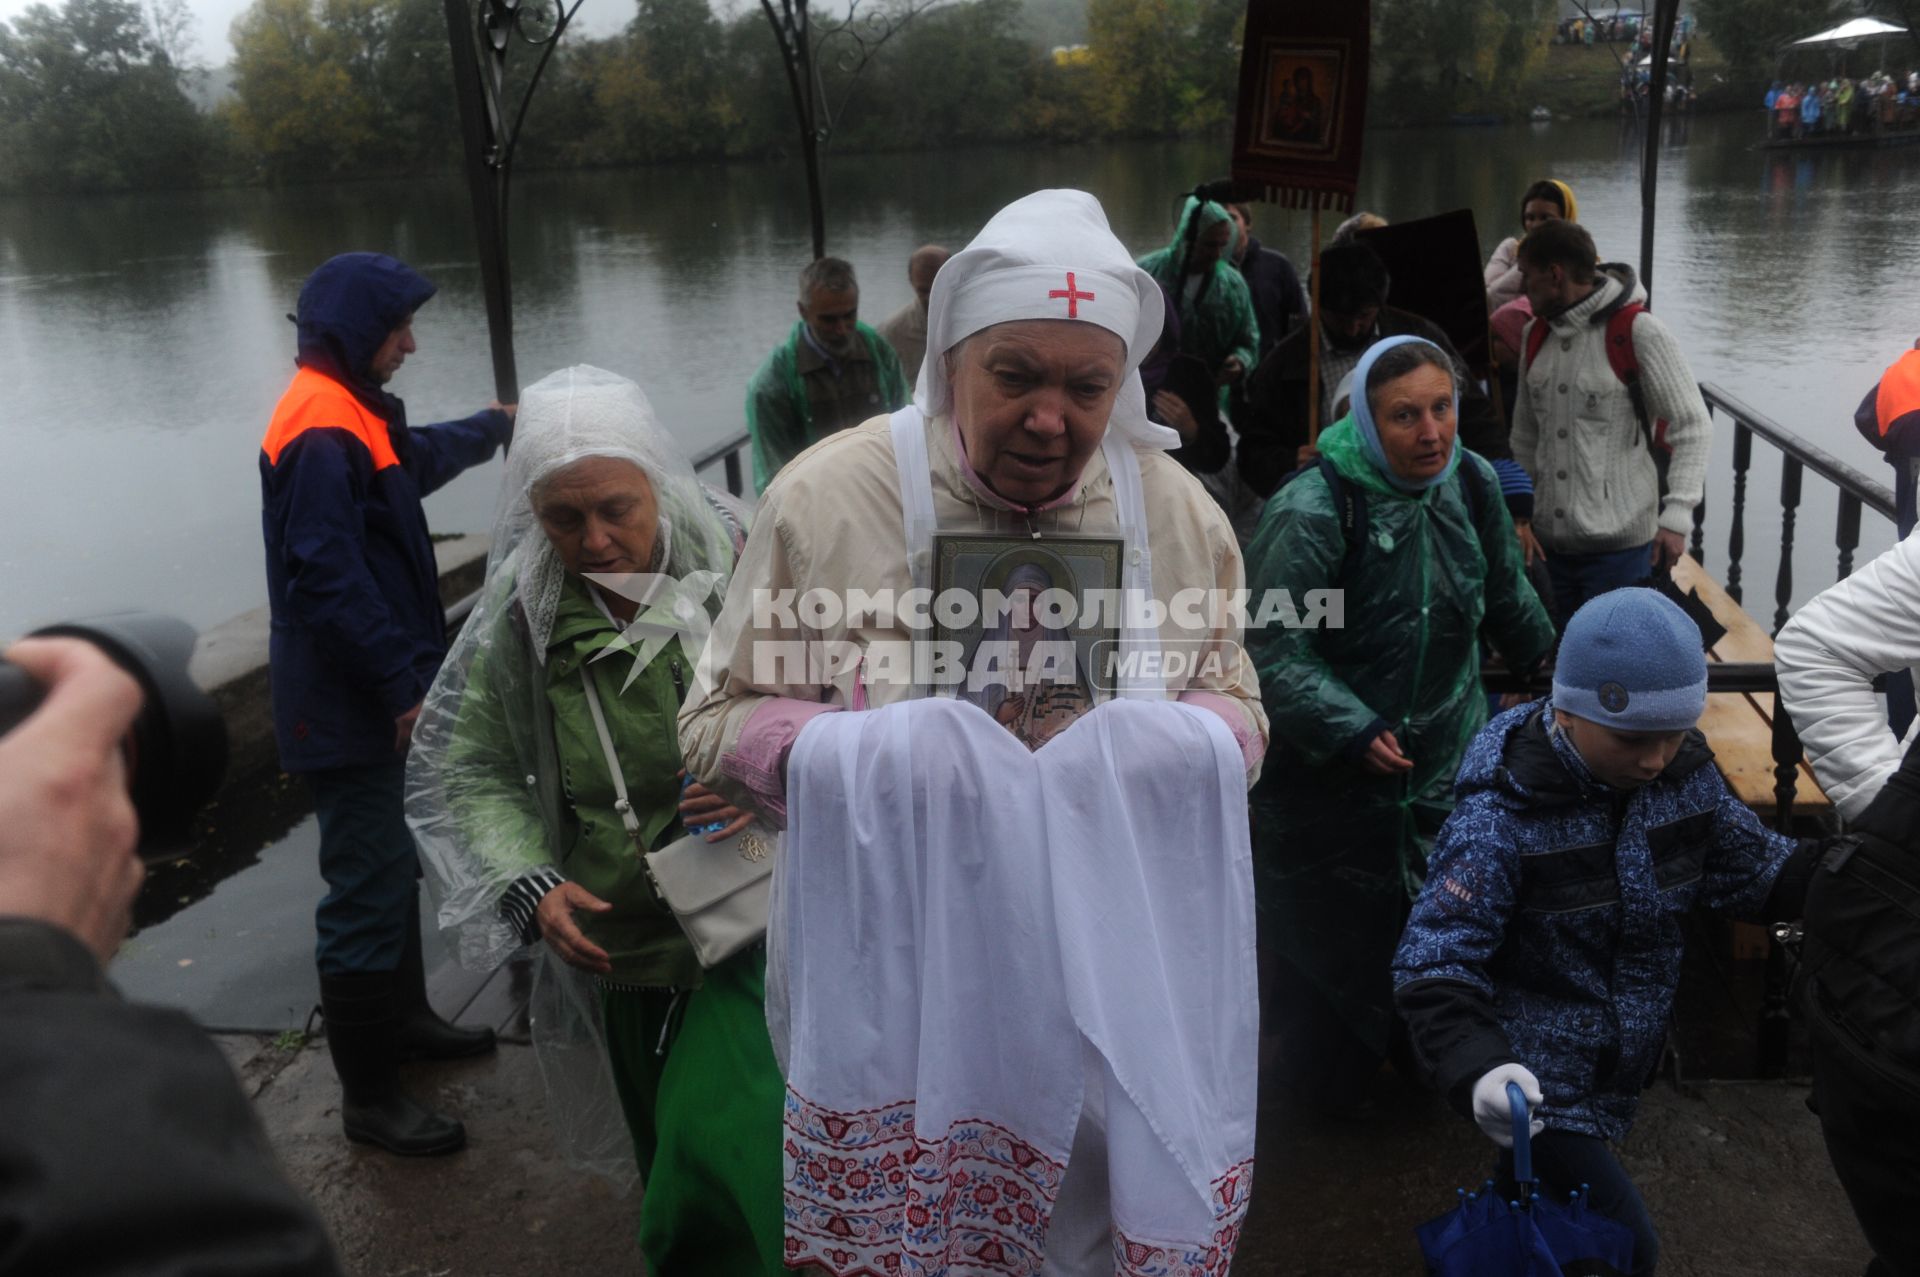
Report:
1605,302,1671,456
1523,317,1551,371
1604,302,1645,383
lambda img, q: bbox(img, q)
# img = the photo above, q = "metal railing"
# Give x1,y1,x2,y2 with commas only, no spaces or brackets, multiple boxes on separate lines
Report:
1684,383,1897,825
693,430,753,499
1695,383,1895,626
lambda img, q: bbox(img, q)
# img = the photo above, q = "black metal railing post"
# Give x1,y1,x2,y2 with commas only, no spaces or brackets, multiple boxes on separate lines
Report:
1727,422,1751,604
1773,457,1802,637
692,431,754,499
1837,491,1862,581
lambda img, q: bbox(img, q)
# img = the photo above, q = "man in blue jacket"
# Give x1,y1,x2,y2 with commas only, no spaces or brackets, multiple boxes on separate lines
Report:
260,252,514,1156
1392,590,1818,1275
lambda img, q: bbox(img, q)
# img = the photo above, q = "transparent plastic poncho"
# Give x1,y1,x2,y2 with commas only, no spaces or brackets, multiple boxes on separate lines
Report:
404,365,746,1186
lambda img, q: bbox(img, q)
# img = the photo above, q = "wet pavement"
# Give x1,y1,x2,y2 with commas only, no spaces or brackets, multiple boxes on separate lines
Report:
220,1027,1870,1276
129,822,1874,1274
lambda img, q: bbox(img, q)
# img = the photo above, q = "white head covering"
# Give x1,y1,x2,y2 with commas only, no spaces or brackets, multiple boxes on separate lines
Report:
914,189,1179,451
488,365,742,657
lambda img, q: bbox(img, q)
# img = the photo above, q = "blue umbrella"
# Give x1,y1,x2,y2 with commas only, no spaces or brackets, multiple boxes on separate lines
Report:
1418,1082,1637,1276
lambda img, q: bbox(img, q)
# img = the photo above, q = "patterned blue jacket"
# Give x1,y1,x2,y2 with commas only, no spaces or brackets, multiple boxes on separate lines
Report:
1391,700,1811,1141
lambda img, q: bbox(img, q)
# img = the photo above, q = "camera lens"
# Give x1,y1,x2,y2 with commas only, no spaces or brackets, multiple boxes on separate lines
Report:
0,614,228,860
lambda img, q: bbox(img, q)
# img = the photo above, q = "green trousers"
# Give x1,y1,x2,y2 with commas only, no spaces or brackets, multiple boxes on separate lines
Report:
603,947,787,1276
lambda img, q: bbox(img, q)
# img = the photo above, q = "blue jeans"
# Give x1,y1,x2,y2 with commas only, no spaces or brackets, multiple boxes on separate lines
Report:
307,760,419,976
1544,542,1653,629
1499,1131,1660,1276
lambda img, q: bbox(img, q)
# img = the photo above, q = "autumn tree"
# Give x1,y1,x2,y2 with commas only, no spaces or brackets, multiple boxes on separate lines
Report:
1693,0,1844,92
0,0,205,191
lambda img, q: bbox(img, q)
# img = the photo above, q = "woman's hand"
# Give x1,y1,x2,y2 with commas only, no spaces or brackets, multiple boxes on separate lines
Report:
1514,518,1544,567
536,882,614,974
1151,390,1200,441
1360,729,1415,776
678,769,753,842
1217,355,1246,386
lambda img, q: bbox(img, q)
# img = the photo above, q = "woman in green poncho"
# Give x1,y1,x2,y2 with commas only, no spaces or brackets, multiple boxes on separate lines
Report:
1245,336,1554,1112
405,365,786,1274
1137,195,1260,390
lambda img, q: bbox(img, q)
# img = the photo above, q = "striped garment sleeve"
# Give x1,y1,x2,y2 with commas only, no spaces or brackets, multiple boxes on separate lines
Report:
1489,456,1535,521
498,868,566,945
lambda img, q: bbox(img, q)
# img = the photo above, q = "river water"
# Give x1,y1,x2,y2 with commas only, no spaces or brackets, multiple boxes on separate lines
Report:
3,113,1915,638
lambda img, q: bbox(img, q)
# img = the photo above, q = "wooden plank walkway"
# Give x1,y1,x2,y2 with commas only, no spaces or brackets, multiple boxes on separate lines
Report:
1669,555,1829,820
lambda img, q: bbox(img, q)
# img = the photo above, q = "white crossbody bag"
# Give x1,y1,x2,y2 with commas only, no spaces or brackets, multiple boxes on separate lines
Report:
578,664,774,968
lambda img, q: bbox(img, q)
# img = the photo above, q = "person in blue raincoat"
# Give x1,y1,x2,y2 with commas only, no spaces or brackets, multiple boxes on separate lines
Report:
1392,589,1821,1276
1245,335,1554,1112
259,252,515,1156
1137,195,1260,393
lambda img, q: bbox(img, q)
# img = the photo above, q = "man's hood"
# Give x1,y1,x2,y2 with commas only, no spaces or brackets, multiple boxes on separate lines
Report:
1548,261,1648,330
294,252,436,406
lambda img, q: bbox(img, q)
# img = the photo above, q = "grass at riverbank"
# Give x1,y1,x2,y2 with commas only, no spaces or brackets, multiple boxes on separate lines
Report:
1525,37,1734,120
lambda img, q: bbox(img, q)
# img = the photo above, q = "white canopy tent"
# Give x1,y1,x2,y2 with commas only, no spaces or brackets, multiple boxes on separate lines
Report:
1790,17,1908,48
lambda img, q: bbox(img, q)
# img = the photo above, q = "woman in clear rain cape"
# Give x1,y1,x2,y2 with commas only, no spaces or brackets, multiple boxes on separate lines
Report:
404,365,787,1274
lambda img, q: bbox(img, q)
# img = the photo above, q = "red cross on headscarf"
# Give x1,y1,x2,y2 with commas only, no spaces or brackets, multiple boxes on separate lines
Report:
1048,271,1095,318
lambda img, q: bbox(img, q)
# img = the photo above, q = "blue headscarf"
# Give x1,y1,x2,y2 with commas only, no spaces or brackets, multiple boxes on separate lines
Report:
1349,334,1461,494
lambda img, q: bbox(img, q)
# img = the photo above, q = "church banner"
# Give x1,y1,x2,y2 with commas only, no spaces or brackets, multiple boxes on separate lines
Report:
1230,0,1371,211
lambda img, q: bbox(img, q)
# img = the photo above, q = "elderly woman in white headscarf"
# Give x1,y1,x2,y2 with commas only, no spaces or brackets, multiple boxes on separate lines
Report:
404,366,787,1274
681,191,1268,1276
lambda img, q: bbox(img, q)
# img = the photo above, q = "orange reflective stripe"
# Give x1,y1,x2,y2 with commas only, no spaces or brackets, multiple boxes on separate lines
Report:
260,367,401,470
1875,349,1920,438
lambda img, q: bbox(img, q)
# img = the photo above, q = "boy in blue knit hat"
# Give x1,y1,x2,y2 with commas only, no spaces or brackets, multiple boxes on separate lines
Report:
1392,588,1819,1275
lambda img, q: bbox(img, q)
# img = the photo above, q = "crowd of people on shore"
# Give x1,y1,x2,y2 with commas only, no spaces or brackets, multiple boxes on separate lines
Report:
1768,71,1920,138
7,173,1920,1277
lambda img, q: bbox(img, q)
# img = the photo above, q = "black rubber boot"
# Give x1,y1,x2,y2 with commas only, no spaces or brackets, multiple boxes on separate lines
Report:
320,971,468,1156
394,896,496,1063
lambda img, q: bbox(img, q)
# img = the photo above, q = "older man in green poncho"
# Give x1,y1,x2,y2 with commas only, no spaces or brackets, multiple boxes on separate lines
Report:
745,255,911,491
1245,335,1554,1114
1136,195,1260,391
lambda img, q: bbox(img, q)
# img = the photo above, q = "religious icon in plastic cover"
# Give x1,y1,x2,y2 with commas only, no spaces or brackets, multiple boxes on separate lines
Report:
930,533,1122,751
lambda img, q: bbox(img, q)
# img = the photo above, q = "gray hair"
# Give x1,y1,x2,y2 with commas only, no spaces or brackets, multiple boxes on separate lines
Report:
798,256,858,302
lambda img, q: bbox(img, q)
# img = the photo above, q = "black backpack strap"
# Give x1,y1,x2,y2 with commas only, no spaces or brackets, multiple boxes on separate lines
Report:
1455,452,1491,529
1316,455,1367,583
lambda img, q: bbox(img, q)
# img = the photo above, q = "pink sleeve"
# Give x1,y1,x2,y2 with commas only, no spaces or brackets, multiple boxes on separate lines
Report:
1178,690,1266,775
719,698,842,829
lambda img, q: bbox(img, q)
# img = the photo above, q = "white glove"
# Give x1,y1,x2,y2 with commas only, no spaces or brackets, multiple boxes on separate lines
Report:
1471,1063,1546,1148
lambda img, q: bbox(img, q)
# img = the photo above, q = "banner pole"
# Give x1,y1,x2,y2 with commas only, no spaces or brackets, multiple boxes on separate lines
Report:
1306,205,1325,445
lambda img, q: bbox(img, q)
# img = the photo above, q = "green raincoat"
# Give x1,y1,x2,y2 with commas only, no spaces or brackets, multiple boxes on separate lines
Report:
445,570,702,988
444,569,787,1272
1137,196,1261,381
745,319,910,491
1245,417,1554,1054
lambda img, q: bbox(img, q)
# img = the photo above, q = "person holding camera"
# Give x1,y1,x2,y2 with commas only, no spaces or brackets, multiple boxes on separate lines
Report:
260,252,516,1156
0,637,340,1275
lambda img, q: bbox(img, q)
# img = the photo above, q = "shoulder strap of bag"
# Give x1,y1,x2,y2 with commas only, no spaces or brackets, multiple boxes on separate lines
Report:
1523,318,1551,371
1605,302,1671,458
578,664,644,847
1312,455,1368,584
